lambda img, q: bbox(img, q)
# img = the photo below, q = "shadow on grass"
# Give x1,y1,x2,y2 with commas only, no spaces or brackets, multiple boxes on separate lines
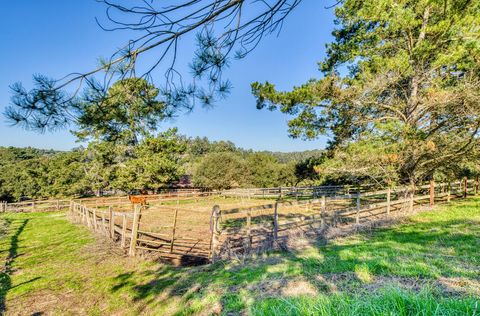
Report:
0,218,29,313
109,201,480,315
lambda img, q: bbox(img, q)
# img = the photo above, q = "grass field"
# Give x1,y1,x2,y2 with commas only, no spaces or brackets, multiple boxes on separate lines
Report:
0,197,479,315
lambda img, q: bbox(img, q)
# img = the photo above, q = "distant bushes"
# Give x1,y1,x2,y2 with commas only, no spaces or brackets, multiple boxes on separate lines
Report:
0,136,324,201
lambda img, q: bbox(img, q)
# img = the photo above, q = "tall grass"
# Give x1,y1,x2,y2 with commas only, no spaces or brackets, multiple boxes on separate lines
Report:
0,197,478,315
252,288,478,316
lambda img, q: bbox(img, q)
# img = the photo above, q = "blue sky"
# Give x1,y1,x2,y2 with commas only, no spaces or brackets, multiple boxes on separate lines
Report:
0,1,336,152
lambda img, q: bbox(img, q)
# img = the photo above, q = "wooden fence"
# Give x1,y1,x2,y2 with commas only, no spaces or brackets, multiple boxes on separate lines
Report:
0,185,380,213
209,179,476,261
68,178,478,264
0,199,71,212
221,184,375,199
75,191,222,209
70,201,137,252
69,200,213,265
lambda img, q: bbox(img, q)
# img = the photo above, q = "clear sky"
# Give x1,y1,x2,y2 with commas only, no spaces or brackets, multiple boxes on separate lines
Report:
0,1,336,152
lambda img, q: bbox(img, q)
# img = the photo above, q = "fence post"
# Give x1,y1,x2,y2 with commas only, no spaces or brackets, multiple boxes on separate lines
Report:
72,203,76,221
210,205,221,263
355,192,361,225
386,188,391,216
92,208,97,231
246,210,252,252
56,199,60,211
429,180,435,207
169,208,178,253
85,207,92,228
71,203,75,220
109,206,114,239
463,177,468,198
273,202,279,246
476,175,479,195
121,214,127,248
447,182,451,202
101,212,107,236
320,195,326,230
129,204,141,256
32,201,36,212
80,205,85,223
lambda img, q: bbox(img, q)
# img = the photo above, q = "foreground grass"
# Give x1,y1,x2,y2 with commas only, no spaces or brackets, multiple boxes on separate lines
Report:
0,198,479,315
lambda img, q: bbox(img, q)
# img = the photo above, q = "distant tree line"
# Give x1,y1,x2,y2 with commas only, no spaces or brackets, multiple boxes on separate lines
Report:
0,77,326,202
0,134,326,202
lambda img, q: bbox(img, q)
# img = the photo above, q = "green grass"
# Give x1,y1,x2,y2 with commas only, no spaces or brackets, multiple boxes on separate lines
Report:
0,197,479,315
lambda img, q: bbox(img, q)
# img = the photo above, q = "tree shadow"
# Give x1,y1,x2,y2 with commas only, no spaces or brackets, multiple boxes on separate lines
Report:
109,211,480,314
0,218,29,313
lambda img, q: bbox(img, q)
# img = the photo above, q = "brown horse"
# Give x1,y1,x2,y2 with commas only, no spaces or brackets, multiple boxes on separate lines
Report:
128,195,148,210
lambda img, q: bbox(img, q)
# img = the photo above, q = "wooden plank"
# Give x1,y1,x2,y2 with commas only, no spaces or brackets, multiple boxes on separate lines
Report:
170,208,178,253
135,246,209,257
121,214,127,248
85,207,92,228
137,230,170,238
355,192,361,225
273,202,279,244
101,212,107,236
320,195,326,229
246,210,252,251
429,180,435,206
447,182,451,202
92,209,98,231
129,205,141,256
109,207,114,239
210,205,221,263
137,239,210,250
476,176,479,195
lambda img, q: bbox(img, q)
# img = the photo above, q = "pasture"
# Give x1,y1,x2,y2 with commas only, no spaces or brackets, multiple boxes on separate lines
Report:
68,181,468,264
0,196,478,315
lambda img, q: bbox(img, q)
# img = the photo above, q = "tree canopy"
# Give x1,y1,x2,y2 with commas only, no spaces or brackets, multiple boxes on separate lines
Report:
253,0,480,185
75,78,167,145
5,1,303,132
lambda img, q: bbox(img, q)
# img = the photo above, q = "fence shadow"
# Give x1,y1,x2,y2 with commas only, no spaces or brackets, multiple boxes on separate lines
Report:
0,218,29,313
108,209,480,314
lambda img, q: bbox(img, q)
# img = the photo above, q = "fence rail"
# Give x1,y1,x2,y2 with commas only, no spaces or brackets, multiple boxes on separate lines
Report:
69,200,213,264
209,179,476,262
66,177,479,264
0,199,71,212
